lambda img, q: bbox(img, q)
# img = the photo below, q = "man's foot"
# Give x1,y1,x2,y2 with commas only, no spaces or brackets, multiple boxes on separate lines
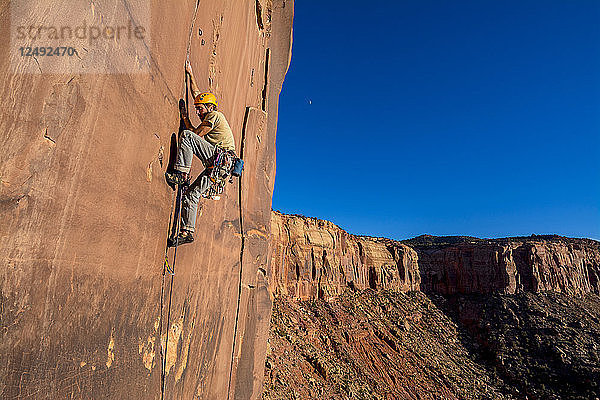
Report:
165,170,189,186
167,230,194,247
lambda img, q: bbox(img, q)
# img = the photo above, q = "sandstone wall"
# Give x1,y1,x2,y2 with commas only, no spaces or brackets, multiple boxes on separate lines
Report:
270,213,600,299
417,239,600,295
0,1,293,399
269,212,421,300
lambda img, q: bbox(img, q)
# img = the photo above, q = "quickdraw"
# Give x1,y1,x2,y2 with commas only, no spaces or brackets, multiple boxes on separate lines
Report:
163,255,174,276
203,146,244,200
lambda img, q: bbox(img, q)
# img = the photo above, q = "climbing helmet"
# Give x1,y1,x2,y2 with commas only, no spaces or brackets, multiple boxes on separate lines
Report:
194,92,218,107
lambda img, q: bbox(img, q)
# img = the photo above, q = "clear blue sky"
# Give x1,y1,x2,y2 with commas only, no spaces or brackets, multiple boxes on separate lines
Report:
271,1,600,241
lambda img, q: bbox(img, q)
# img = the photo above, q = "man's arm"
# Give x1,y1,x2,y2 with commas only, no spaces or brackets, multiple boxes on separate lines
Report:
185,60,201,99
191,123,212,137
179,97,211,134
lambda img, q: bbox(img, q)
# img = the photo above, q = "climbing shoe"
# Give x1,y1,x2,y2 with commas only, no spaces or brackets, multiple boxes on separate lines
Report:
165,170,189,186
167,231,194,247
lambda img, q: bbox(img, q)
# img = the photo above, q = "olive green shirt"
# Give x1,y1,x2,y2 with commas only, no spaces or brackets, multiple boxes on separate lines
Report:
202,111,235,151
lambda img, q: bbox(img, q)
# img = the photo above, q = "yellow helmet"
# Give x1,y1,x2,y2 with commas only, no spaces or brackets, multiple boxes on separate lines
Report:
194,92,218,107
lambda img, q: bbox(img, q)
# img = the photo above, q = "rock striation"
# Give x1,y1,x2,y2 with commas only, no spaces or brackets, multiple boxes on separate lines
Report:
263,286,600,400
269,212,420,300
263,290,520,400
0,1,293,399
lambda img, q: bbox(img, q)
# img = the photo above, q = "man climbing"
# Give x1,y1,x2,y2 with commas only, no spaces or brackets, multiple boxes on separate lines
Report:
165,60,236,246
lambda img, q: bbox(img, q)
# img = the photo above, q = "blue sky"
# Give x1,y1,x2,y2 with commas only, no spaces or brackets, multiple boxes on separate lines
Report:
271,1,600,241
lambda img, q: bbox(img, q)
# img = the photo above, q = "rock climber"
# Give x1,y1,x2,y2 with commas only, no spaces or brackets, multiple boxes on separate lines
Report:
165,60,236,246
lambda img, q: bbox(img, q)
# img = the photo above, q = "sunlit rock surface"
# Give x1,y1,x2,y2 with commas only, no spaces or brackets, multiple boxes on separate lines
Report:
0,1,293,399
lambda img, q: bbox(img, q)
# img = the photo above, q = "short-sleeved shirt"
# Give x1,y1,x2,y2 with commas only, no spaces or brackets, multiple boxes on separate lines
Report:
202,111,236,151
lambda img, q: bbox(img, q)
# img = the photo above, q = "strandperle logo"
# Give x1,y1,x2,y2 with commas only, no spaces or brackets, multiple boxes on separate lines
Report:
10,0,151,74
15,20,147,44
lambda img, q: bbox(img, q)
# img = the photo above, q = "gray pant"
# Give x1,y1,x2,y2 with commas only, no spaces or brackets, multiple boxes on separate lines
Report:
174,130,216,233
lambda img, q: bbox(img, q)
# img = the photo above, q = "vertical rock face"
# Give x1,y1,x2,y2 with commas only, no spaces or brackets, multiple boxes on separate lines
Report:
413,238,600,295
269,212,421,300
0,1,293,399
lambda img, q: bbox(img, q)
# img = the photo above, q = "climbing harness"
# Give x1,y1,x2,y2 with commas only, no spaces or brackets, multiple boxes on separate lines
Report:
202,146,244,200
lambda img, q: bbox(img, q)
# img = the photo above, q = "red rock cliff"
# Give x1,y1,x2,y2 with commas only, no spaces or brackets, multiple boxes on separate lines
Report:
265,214,600,399
413,237,600,295
269,212,421,300
0,1,293,399
270,214,600,298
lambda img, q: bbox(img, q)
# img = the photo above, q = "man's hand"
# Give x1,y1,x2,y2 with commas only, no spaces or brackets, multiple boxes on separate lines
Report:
185,59,193,76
